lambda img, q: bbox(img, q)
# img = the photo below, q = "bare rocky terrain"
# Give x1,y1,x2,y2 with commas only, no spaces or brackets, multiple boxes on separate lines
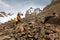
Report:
0,0,60,40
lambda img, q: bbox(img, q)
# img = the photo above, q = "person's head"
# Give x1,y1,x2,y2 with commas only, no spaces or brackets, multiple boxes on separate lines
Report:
17,13,20,16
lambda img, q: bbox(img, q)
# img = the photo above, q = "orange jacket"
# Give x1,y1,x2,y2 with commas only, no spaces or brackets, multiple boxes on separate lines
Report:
17,16,21,21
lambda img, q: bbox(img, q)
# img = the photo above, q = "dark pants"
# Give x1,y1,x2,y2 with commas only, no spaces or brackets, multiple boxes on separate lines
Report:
16,20,21,25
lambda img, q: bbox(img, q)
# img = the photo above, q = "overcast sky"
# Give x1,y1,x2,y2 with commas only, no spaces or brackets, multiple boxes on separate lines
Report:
0,0,52,14
0,0,52,23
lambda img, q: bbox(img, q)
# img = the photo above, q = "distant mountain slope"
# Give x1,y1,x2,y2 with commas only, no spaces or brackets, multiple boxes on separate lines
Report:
0,11,12,17
25,7,42,18
0,11,13,23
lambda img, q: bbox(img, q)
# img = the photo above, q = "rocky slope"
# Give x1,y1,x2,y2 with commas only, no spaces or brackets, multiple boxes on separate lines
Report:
0,0,60,40
25,7,42,18
0,14,60,40
43,0,60,16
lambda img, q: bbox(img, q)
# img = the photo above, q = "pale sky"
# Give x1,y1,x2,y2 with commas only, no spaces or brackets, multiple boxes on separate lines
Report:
0,0,52,14
0,0,52,23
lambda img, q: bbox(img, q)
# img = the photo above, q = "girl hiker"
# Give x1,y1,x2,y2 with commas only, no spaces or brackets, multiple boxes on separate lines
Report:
14,13,24,32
